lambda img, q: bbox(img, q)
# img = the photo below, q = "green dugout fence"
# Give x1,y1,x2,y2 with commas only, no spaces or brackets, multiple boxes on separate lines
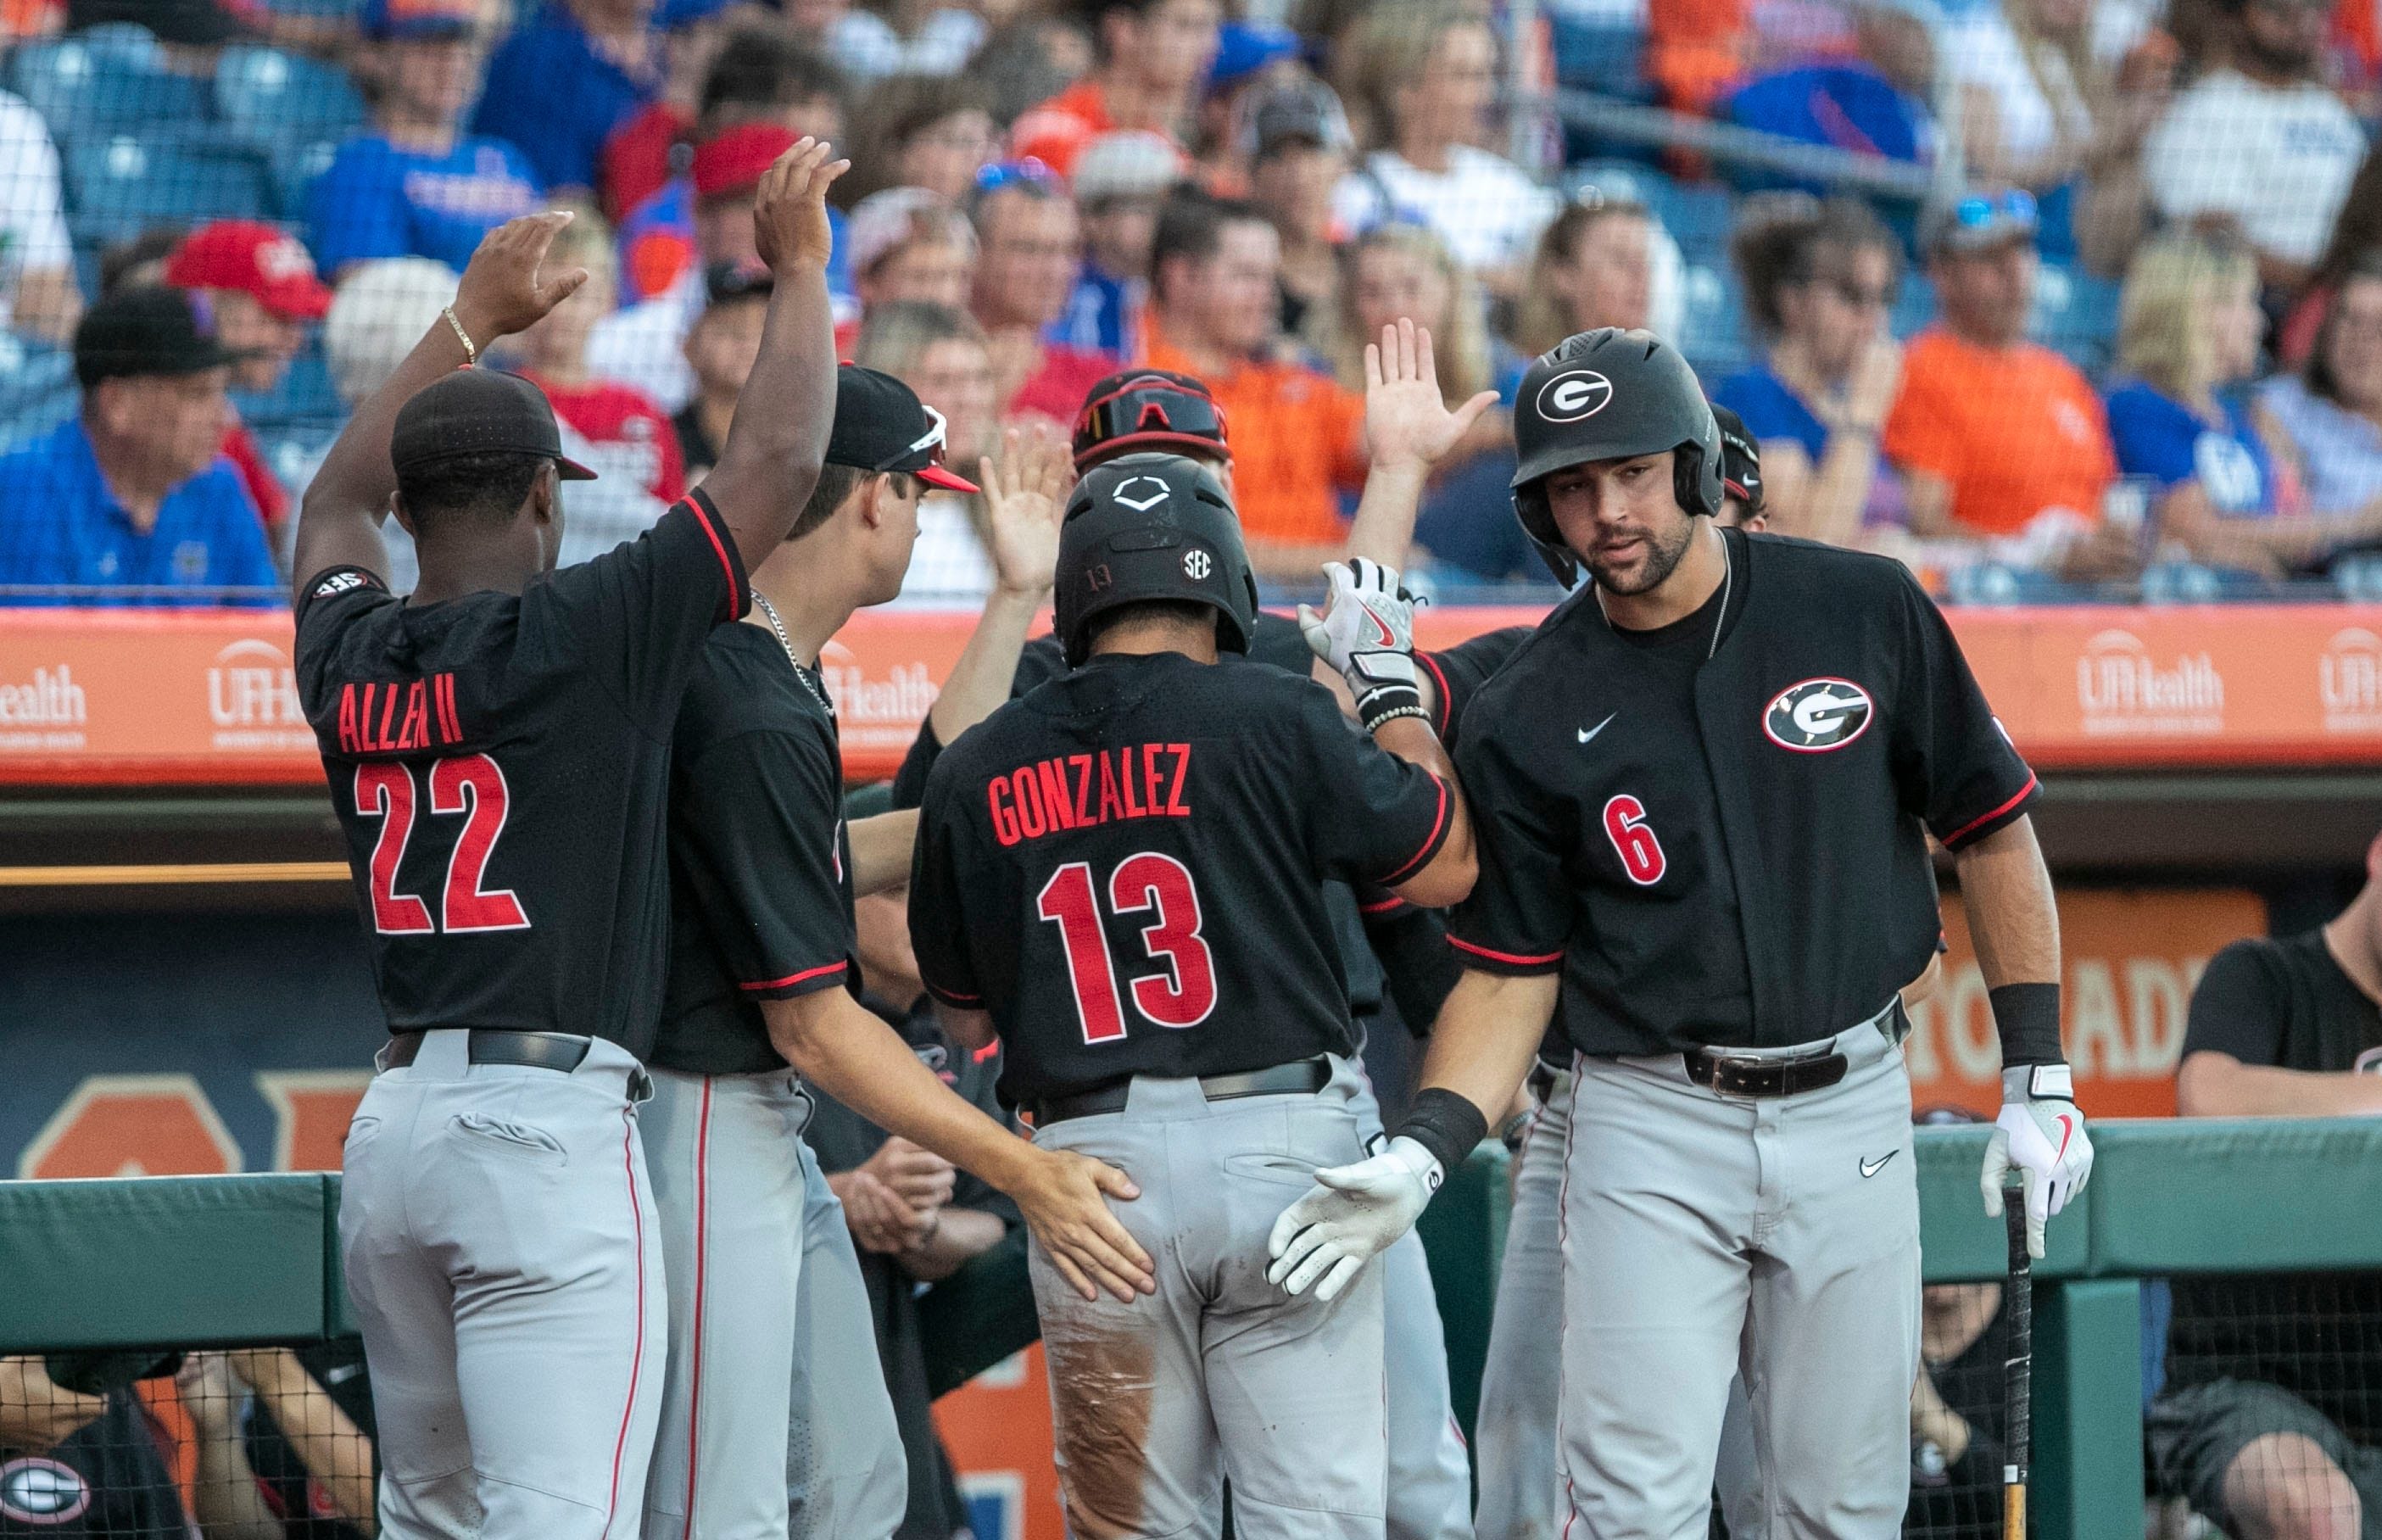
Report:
6,1120,2380,1539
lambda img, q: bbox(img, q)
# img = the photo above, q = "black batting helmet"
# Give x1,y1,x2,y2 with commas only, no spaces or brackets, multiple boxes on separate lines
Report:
1510,328,1722,584
1073,369,1231,471
1056,452,1258,667
1711,402,1763,517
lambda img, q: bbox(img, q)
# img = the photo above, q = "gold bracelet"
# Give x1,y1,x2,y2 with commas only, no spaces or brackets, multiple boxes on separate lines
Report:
441,306,477,366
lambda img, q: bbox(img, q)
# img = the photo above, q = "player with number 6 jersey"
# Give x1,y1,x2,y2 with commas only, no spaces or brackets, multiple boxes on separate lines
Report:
908,452,1474,1539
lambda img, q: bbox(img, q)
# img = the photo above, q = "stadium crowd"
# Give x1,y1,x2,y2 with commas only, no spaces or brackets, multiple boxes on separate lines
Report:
0,0,2375,601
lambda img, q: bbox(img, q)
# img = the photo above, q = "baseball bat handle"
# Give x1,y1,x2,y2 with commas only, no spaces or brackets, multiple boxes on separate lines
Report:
2003,1174,2033,1540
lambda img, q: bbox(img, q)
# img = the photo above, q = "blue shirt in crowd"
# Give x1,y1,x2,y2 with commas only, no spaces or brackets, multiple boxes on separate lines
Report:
2106,380,2276,516
1052,268,1141,358
0,418,281,607
1714,361,1832,460
1722,64,1930,192
471,3,659,193
308,133,544,276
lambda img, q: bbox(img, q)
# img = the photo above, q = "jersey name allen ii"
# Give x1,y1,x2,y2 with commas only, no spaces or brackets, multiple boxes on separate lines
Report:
986,741,1193,845
334,673,470,756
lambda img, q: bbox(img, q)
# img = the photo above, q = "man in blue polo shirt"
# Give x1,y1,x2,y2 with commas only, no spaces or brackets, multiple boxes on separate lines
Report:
308,0,544,278
0,288,280,607
472,0,662,197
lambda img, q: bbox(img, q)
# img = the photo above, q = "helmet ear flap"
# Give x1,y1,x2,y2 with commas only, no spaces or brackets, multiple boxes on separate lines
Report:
1513,483,1578,587
1674,444,1720,518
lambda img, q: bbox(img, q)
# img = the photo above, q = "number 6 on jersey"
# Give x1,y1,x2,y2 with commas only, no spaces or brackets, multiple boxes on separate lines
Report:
1036,852,1218,1044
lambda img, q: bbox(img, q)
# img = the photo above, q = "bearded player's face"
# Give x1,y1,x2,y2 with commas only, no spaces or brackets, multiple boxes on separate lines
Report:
1545,450,1698,596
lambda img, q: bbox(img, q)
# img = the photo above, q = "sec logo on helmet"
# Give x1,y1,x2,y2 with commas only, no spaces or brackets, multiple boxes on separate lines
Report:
1763,678,1874,752
1535,370,1614,423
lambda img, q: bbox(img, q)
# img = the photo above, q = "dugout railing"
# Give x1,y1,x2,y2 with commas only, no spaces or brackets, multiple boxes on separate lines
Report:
6,1119,2381,1539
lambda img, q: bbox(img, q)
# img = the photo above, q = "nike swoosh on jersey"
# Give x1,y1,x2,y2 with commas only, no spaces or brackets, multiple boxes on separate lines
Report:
1577,713,1616,745
1860,1152,1896,1178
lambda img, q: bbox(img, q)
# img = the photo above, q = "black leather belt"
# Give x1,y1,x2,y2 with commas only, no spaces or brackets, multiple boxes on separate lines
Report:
1029,1057,1331,1129
1684,1044,1848,1098
379,1029,594,1074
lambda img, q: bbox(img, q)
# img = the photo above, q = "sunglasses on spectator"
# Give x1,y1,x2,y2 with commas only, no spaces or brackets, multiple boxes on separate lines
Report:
1823,276,1894,310
1948,189,2037,234
975,159,1061,196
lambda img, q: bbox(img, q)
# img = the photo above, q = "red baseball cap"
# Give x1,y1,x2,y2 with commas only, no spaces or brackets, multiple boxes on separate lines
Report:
692,124,799,201
164,221,332,321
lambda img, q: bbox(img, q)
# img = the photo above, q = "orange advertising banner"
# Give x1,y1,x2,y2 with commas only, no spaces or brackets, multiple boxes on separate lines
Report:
3,605,2379,785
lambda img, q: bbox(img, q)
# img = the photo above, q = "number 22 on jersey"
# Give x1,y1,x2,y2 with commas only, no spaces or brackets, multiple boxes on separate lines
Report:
1037,853,1217,1045
354,754,531,935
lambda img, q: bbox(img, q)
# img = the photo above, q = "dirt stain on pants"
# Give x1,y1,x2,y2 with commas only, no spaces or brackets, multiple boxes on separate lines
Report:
1043,1327,1157,1539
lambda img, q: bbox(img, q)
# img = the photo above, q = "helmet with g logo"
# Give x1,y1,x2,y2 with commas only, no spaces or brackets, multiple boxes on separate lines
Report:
1509,328,1723,584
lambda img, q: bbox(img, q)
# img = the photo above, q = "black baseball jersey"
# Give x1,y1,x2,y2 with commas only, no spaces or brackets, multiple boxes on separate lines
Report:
652,622,857,1076
0,1396,183,1537
890,609,1393,1017
1449,529,2038,1056
909,650,1454,1104
296,490,749,1057
1418,624,1531,751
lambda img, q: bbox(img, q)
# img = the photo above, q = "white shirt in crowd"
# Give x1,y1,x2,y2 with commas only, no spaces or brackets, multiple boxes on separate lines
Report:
0,91,74,328
2143,69,2365,268
885,493,996,606
830,8,986,81
1332,147,1562,274
588,265,704,415
1948,6,2095,165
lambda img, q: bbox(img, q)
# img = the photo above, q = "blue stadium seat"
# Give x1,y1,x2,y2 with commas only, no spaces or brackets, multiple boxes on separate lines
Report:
269,139,343,222
1889,271,1939,339
215,47,366,148
0,338,80,453
1565,161,1734,259
1677,261,1750,381
2030,263,2122,374
1549,14,1650,99
6,31,209,145
65,132,275,243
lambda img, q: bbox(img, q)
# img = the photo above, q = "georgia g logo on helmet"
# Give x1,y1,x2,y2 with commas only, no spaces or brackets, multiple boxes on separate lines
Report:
1535,370,1614,424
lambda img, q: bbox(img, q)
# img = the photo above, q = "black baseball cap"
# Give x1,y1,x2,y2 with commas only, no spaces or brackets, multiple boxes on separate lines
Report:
1712,402,1764,514
391,368,598,481
74,287,249,390
1247,79,1352,161
828,365,979,493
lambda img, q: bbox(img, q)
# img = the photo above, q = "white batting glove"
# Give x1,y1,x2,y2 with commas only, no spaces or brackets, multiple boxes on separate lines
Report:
1297,560,1422,730
1264,1135,1441,1303
1980,1063,2094,1260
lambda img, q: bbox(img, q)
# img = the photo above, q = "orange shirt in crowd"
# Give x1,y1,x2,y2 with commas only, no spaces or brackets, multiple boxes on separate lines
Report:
1882,328,2117,538
1009,81,1117,181
1142,327,1365,548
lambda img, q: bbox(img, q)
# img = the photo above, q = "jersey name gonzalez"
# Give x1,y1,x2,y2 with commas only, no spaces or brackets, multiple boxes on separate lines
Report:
985,741,1193,845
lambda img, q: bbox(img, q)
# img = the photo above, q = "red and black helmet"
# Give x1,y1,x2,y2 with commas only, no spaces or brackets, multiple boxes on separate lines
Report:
1072,369,1232,471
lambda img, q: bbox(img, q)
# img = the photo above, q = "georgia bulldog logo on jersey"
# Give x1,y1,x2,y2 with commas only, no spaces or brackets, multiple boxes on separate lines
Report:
1763,678,1874,752
0,1458,92,1524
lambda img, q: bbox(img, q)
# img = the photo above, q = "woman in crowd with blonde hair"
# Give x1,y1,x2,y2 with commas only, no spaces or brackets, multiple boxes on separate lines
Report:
1328,1,1555,291
1507,191,1685,358
1325,221,1520,578
2113,233,2382,575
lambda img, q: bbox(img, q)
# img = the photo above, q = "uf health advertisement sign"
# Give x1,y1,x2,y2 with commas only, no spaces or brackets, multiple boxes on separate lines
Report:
0,887,2265,1537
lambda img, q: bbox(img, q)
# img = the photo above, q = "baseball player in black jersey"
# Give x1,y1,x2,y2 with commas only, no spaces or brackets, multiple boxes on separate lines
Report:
909,452,1476,1539
894,326,1494,1540
1269,327,2095,1538
293,142,848,1540
639,367,1146,1540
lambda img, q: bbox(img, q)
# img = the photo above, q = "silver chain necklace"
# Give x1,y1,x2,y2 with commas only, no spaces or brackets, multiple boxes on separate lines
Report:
751,593,834,717
1593,527,1732,660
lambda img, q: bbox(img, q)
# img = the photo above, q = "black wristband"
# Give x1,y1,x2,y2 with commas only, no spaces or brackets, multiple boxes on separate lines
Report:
1357,684,1425,734
1393,1086,1488,1179
1988,982,2065,1068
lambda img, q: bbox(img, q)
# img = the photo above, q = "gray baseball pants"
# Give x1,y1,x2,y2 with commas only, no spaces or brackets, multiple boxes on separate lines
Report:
1556,1013,1921,1540
340,1030,667,1540
785,1135,908,1540
640,1067,812,1540
1473,1070,1766,1539
1347,1067,1476,1540
1028,1054,1388,1540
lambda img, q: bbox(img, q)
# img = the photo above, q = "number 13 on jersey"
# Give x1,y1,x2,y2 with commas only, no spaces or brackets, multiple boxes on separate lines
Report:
1036,853,1217,1045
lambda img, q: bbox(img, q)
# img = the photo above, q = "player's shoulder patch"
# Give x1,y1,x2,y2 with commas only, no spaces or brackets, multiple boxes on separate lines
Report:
304,566,388,603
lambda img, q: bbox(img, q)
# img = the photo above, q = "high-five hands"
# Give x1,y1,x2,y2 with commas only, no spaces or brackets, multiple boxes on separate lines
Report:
1364,318,1499,477
752,137,851,276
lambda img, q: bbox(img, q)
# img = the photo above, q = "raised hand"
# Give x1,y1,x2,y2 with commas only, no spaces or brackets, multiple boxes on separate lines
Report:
451,211,590,346
980,423,1072,597
752,137,851,277
1364,318,1499,476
